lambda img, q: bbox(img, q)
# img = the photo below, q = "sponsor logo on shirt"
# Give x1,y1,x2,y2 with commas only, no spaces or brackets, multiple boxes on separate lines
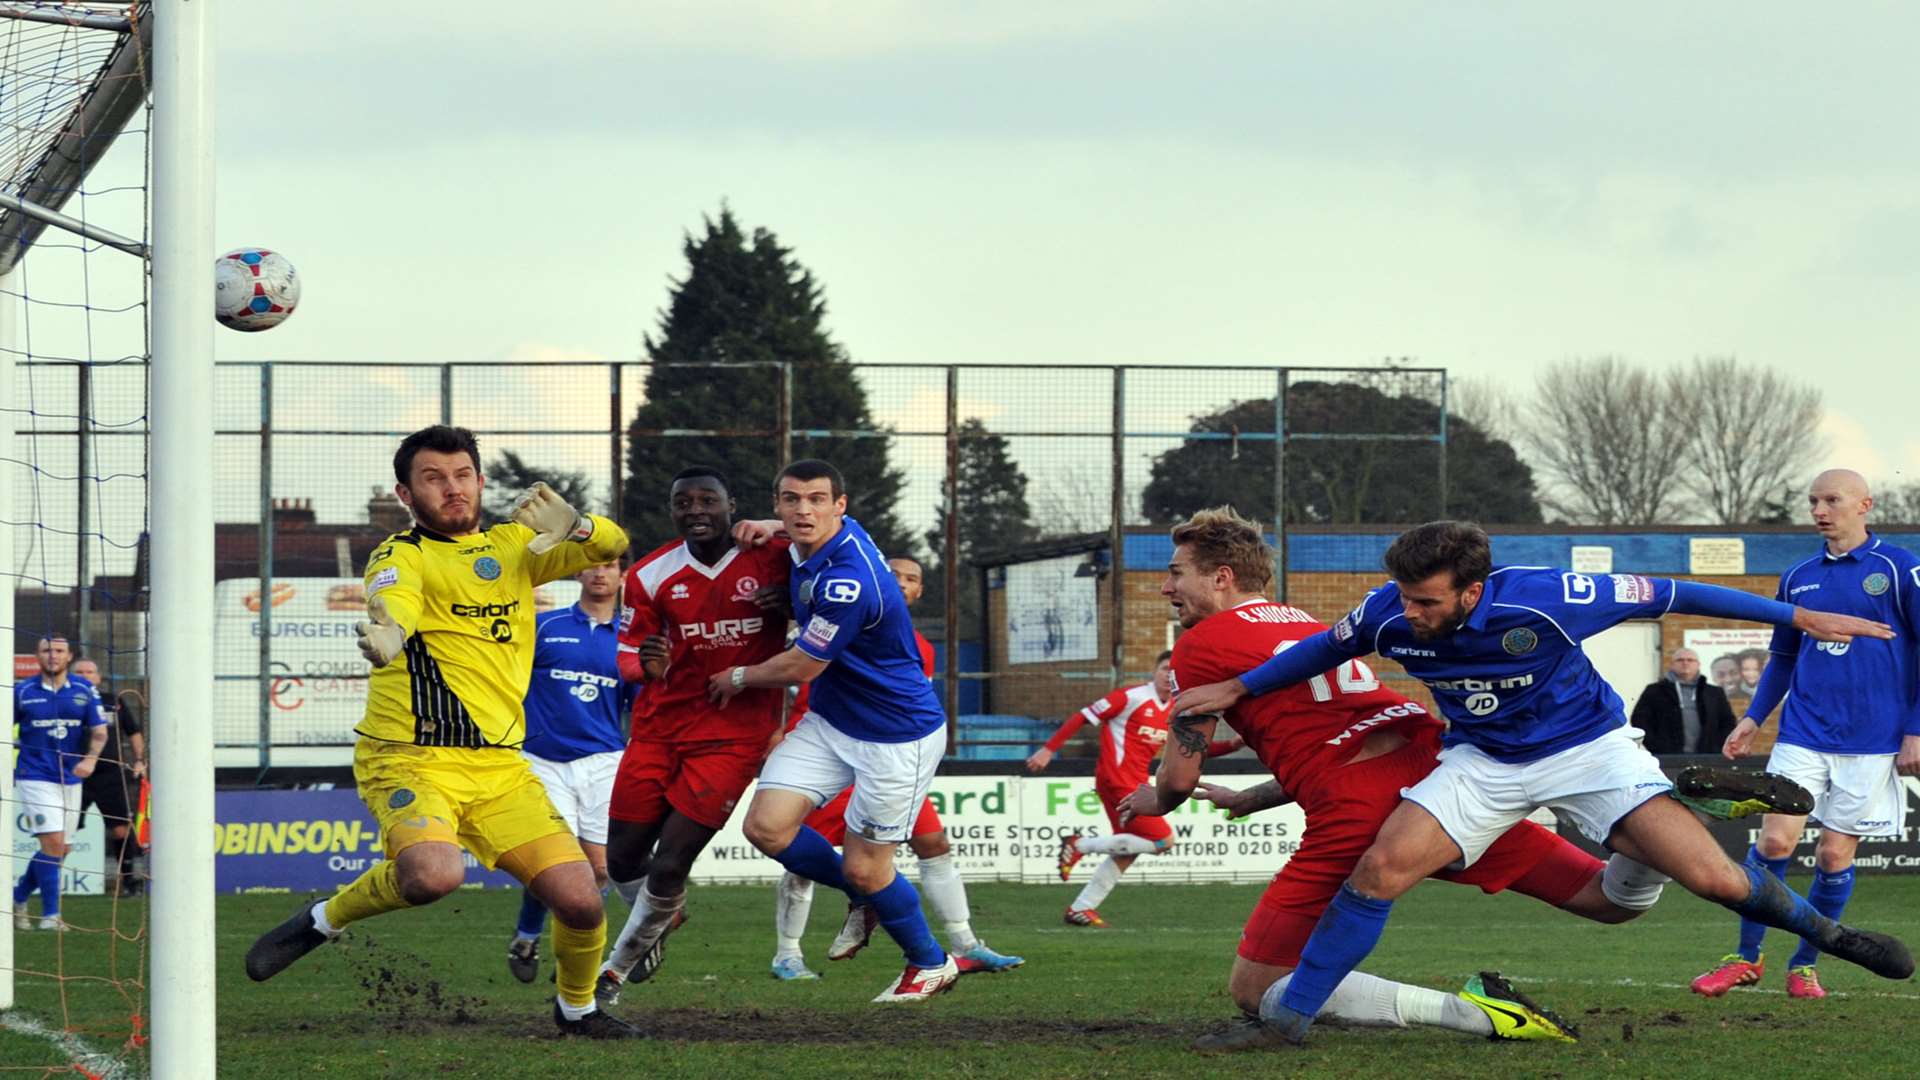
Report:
820,578,862,605
1464,692,1500,716
1501,628,1538,656
451,600,520,618
371,567,399,593
1333,602,1363,642
618,604,635,631
473,556,502,581
1135,724,1169,747
542,636,582,644
1327,702,1428,746
1562,573,1597,605
1790,583,1821,596
1388,645,1437,657
1429,674,1534,692
1816,640,1851,657
678,617,767,647
1863,572,1890,596
1611,574,1655,604
800,615,839,651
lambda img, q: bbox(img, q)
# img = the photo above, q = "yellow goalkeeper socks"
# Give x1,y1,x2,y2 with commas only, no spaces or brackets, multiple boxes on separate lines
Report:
322,859,411,930
553,914,607,1011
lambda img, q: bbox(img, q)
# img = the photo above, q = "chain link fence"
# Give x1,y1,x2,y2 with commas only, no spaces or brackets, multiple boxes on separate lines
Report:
13,360,1449,776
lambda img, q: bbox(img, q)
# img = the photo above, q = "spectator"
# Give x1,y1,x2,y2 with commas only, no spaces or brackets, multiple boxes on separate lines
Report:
72,658,146,896
1633,648,1737,755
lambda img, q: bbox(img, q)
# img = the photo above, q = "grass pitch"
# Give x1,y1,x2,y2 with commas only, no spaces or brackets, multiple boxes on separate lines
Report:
6,876,1919,1077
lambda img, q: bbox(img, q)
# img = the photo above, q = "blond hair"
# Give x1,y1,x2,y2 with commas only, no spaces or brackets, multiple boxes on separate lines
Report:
1169,506,1274,595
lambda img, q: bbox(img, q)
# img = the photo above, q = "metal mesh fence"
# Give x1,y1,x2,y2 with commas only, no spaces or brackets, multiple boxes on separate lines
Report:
15,360,1448,775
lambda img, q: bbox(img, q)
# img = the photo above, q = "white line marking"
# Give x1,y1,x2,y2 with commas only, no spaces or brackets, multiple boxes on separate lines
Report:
1473,972,1920,1004
0,1011,132,1079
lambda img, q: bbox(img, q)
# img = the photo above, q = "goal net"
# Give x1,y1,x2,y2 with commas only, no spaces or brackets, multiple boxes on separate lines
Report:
0,4,153,1077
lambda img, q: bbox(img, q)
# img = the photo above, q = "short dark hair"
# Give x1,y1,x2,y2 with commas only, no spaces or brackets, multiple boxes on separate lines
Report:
1383,521,1492,588
394,425,480,485
776,458,844,499
671,466,730,495
1154,650,1173,666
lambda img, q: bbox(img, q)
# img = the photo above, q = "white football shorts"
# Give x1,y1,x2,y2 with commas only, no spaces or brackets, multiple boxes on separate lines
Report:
522,749,622,845
17,779,83,836
757,712,944,844
1764,742,1906,838
1402,724,1673,867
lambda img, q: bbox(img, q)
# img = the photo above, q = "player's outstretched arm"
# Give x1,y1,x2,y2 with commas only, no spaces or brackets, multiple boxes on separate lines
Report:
1028,713,1089,772
1666,580,1893,642
731,519,784,547
512,482,630,574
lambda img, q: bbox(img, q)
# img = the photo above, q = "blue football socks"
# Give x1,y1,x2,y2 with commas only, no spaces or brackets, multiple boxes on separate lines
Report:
514,890,548,940
1737,845,1790,962
1789,867,1856,969
866,872,945,969
1274,883,1395,1033
773,826,852,895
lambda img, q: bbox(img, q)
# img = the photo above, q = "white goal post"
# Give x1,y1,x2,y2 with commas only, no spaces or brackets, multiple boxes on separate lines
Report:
0,2,213,1076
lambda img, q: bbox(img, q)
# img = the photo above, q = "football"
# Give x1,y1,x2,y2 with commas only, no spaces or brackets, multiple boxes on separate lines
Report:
215,247,300,331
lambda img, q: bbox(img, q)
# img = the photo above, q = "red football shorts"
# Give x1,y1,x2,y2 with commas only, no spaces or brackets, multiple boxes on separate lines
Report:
805,786,943,847
609,737,765,832
1236,733,1604,969
1098,781,1173,844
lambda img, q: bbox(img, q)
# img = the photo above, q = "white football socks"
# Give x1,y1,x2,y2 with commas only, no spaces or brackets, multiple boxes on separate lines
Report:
1073,834,1159,856
1070,857,1125,912
1601,853,1669,911
916,854,978,952
774,871,814,959
1262,971,1492,1036
604,885,686,977
611,876,643,907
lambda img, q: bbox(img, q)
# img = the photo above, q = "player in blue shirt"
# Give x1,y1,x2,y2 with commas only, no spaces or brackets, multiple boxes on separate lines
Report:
1693,470,1920,1000
504,561,631,983
12,635,108,931
1172,521,1914,1048
713,459,960,1003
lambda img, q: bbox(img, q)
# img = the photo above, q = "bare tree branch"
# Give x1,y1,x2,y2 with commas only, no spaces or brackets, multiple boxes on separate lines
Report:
1874,481,1920,525
1670,357,1826,525
1518,357,1693,524
1449,376,1522,446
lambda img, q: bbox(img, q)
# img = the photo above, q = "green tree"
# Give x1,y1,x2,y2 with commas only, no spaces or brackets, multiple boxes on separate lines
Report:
622,209,912,556
483,449,594,523
1141,380,1543,525
922,419,1037,632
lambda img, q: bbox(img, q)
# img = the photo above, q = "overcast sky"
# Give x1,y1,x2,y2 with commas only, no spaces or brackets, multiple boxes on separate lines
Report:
183,2,1912,514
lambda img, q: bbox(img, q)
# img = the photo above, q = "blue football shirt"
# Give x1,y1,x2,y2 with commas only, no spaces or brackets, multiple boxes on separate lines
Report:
14,674,109,784
789,516,945,743
1759,534,1920,754
1312,567,1679,763
521,603,629,761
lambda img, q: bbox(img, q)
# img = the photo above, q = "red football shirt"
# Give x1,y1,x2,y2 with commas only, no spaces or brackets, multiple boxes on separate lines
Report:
620,539,791,743
1073,683,1173,792
1170,598,1437,807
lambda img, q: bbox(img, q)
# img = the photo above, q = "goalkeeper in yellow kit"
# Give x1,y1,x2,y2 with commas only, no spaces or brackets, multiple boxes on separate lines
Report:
245,425,637,1038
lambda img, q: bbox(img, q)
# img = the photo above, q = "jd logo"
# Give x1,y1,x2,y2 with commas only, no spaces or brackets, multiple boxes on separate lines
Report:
490,619,512,643
1464,692,1500,716
1817,640,1851,657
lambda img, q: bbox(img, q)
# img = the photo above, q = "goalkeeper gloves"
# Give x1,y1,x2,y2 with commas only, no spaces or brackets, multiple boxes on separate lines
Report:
355,595,406,667
512,482,593,554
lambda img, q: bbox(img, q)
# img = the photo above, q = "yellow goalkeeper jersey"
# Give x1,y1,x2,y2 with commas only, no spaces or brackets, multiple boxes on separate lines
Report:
354,515,629,748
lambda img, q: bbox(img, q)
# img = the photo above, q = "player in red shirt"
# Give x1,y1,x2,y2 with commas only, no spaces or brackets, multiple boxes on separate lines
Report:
594,467,791,1003
771,557,1024,978
1122,507,1645,1050
1028,652,1240,926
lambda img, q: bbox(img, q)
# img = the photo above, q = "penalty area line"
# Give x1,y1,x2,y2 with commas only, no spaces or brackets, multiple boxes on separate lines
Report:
0,1010,131,1079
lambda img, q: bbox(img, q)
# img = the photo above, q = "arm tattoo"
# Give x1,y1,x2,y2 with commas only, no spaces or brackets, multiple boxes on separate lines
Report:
1171,713,1214,757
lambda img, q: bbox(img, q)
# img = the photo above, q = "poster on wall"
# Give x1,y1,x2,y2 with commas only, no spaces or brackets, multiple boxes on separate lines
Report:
1682,627,1775,706
212,576,580,766
1005,555,1099,665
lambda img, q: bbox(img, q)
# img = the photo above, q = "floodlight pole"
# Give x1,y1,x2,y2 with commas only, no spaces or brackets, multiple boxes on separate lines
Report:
148,0,217,1075
0,268,15,1011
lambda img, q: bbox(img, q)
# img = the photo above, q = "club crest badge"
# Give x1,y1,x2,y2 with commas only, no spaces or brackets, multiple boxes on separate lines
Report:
473,556,502,581
1863,572,1890,596
1502,627,1538,655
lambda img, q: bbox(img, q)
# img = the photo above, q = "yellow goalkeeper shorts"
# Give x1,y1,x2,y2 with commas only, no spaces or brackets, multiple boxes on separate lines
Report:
352,738,582,881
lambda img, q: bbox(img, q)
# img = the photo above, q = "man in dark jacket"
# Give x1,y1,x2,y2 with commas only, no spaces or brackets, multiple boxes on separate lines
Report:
1634,648,1737,754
